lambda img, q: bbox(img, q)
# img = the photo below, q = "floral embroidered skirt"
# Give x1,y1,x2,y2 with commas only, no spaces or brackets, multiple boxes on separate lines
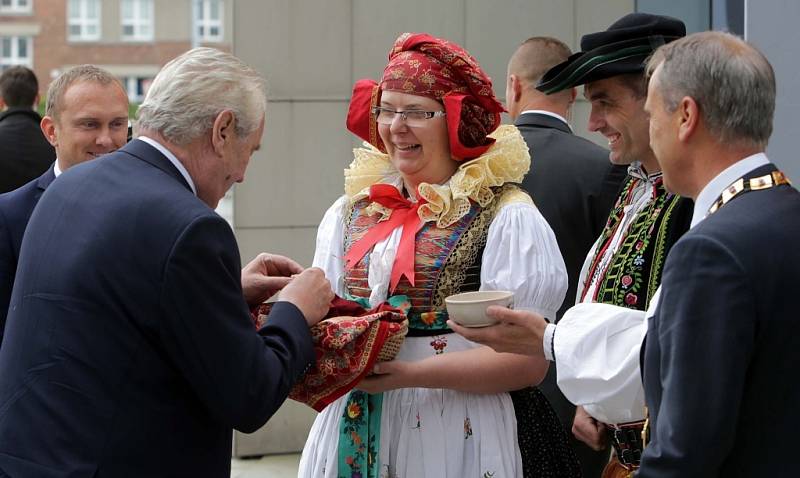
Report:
298,333,523,478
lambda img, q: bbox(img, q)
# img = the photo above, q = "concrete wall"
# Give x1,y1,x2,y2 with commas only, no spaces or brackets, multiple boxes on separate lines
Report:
231,0,634,454
745,0,800,183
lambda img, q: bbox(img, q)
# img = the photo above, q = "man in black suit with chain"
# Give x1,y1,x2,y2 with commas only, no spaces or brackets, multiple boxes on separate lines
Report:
639,31,800,476
506,36,626,477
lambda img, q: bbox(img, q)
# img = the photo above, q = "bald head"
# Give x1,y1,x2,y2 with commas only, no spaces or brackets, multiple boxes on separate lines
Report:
509,37,571,86
506,37,574,119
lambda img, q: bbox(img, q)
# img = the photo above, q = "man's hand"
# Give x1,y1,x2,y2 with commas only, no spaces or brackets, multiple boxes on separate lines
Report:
278,267,334,326
447,306,548,357
241,253,304,306
572,405,608,451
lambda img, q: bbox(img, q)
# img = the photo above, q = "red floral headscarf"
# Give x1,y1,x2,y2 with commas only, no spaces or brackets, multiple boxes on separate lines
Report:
346,33,505,161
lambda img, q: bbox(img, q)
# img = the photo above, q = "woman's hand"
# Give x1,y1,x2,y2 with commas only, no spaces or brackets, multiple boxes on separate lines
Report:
355,346,547,394
354,361,419,393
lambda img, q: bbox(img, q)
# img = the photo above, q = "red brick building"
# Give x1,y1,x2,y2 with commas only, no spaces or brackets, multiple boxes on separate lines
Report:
0,0,232,102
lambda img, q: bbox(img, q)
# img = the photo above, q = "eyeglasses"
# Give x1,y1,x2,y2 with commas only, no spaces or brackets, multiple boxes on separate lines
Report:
372,106,446,127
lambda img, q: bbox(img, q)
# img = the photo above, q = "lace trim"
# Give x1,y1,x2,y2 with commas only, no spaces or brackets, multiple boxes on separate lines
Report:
432,183,526,310
343,124,530,228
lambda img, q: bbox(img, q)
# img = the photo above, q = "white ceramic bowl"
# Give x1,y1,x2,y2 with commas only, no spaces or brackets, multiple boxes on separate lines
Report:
445,290,514,328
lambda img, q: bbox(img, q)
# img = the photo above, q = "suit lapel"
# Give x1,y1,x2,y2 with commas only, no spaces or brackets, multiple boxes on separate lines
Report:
119,139,194,192
514,112,571,134
35,166,56,198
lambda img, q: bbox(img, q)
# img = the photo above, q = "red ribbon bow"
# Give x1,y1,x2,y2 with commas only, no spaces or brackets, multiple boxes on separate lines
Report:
344,184,426,292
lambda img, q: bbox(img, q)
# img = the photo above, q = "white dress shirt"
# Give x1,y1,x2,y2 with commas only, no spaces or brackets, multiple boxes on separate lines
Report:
137,136,197,195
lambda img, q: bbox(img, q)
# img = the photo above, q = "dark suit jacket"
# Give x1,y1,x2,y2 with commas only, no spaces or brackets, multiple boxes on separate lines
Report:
516,112,627,320
0,167,55,343
0,108,55,193
640,163,800,476
0,140,315,477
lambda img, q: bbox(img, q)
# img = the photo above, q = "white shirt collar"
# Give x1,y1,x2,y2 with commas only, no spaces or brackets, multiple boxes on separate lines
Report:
691,152,770,228
53,159,63,178
137,136,197,195
519,110,572,132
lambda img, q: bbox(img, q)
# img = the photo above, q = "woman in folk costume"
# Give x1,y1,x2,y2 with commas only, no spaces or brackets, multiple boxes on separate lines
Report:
298,33,577,478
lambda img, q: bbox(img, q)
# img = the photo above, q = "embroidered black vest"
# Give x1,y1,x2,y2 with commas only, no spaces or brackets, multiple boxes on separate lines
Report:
342,183,525,333
583,175,693,311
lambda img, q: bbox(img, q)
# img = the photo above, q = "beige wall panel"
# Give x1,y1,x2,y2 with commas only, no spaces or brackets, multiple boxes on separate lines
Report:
234,0,351,98
352,0,465,80
464,0,575,101
102,0,122,42
232,400,317,457
233,0,291,93
154,0,190,41
224,0,234,44
234,101,291,228
236,227,318,270
235,101,351,229
285,0,352,98
574,0,633,47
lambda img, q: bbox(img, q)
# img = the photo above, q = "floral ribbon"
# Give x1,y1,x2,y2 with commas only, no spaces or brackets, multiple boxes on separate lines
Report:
344,184,428,292
337,295,409,478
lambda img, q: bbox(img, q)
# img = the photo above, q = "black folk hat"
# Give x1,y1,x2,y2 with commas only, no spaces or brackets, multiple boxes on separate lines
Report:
536,13,686,94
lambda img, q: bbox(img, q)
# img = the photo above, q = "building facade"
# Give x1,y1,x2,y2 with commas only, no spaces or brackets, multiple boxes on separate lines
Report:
0,0,232,102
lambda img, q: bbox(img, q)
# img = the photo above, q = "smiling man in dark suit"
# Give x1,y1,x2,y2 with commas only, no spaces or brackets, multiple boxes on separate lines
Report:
0,65,129,344
638,31,800,477
506,36,627,478
0,48,334,477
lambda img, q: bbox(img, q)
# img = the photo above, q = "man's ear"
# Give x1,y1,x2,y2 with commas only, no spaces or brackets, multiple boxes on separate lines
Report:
568,87,577,105
677,96,700,143
510,74,523,103
40,116,58,147
211,110,236,155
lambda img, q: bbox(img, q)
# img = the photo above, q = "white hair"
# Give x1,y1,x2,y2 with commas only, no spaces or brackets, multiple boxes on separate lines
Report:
135,47,267,145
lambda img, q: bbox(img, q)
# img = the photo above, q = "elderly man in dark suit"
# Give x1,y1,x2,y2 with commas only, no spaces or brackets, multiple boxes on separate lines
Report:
638,31,800,477
0,48,334,477
0,65,129,343
0,66,55,193
506,36,627,477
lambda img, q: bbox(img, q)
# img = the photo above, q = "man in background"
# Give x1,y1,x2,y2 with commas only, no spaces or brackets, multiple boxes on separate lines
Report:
506,37,627,477
0,66,55,193
0,65,130,342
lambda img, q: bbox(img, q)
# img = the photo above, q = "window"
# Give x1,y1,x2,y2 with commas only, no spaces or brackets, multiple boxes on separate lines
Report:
68,0,101,41
124,76,152,103
0,36,32,71
195,0,223,42
120,0,153,41
0,0,32,15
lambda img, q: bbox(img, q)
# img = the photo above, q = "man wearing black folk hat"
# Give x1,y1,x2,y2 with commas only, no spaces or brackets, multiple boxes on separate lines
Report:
450,13,693,477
